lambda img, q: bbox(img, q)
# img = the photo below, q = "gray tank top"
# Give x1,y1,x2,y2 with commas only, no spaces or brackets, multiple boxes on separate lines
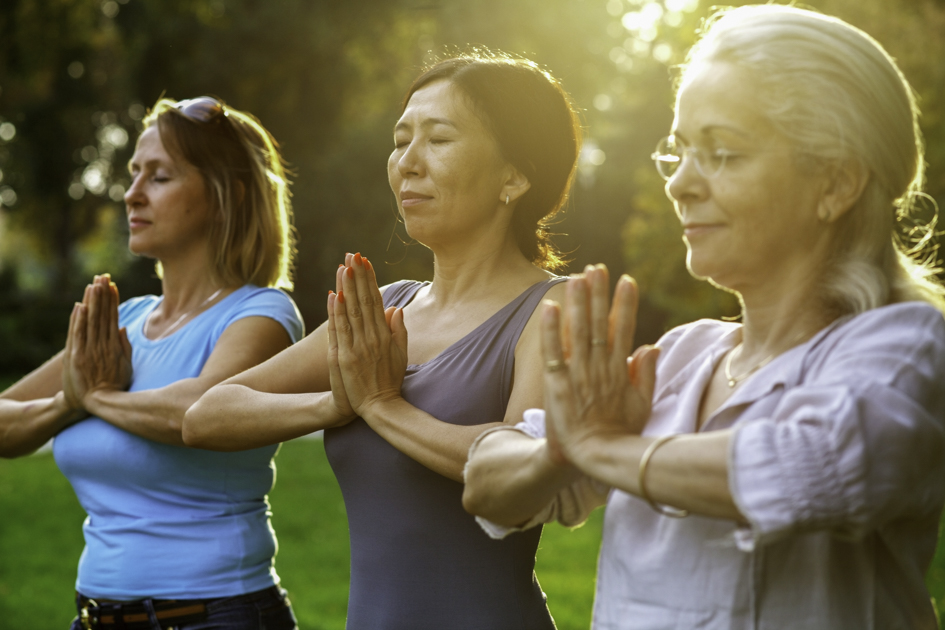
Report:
325,278,563,630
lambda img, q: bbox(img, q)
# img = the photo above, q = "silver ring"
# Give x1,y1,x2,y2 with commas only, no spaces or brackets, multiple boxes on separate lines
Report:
545,359,566,372
591,338,607,347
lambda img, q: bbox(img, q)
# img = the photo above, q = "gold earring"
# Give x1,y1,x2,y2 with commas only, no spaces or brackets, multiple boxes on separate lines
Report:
505,194,510,205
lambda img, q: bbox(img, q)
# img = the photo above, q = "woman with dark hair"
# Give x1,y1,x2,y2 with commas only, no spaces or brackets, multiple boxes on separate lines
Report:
186,53,582,629
464,5,945,629
1,96,303,629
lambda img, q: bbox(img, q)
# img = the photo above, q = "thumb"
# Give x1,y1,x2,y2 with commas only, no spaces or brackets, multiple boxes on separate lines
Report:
390,308,408,356
120,327,133,358
628,346,660,406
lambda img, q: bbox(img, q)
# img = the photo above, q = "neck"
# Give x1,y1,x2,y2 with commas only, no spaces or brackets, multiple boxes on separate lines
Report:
736,270,834,363
157,249,226,315
426,230,547,306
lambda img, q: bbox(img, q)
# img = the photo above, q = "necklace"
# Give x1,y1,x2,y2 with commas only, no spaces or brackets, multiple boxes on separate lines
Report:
146,288,223,340
723,344,777,388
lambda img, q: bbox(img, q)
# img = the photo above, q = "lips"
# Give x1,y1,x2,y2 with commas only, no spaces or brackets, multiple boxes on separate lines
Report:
400,190,433,207
128,216,151,230
682,222,724,239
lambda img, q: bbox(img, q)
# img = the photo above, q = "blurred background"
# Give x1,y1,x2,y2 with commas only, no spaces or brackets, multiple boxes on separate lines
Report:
1,0,943,378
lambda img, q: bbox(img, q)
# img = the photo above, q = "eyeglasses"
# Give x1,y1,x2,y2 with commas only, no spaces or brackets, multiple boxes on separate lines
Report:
651,136,731,181
174,96,226,123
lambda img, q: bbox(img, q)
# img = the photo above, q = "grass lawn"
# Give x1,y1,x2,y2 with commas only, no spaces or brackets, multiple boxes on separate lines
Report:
0,436,942,629
0,438,602,629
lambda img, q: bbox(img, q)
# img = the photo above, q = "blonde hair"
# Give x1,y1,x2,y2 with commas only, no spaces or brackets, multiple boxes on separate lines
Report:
142,98,295,290
680,4,945,314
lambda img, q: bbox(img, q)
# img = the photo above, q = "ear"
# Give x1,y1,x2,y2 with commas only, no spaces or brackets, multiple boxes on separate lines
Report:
500,165,531,207
818,158,869,223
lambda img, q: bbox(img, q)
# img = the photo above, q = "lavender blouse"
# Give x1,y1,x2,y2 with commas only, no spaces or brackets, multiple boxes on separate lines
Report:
472,302,945,630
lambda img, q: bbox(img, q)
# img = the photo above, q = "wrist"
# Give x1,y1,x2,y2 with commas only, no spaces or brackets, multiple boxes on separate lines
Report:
53,391,86,425
355,391,403,424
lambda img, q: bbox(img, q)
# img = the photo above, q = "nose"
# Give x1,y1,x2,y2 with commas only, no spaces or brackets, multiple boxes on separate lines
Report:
124,174,145,209
395,140,425,179
666,152,708,205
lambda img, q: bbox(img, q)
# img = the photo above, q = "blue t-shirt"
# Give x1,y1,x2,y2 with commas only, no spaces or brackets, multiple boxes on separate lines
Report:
53,285,304,600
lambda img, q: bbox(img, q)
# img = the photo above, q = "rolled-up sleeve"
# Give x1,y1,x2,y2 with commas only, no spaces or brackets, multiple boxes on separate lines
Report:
471,409,610,539
729,304,945,549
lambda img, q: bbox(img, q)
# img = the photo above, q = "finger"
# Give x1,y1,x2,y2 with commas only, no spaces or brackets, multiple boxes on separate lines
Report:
589,264,610,352
340,265,367,339
65,302,79,359
541,301,578,438
335,264,345,295
610,275,639,364
108,282,120,346
332,286,354,351
540,300,570,389
82,283,92,306
74,304,88,356
326,292,349,401
566,276,590,369
363,257,389,332
350,253,384,346
384,306,396,330
89,284,108,346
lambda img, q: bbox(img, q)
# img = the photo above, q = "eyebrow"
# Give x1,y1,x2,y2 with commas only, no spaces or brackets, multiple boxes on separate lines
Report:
128,157,174,172
393,117,458,134
674,124,751,144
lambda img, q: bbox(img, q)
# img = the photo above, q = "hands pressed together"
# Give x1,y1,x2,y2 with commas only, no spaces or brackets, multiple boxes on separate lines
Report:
541,265,660,470
326,253,408,424
62,274,133,418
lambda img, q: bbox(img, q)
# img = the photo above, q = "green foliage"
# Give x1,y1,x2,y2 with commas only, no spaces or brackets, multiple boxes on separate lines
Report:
1,0,945,350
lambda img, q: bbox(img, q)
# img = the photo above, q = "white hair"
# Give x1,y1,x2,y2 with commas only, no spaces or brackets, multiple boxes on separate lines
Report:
680,4,945,314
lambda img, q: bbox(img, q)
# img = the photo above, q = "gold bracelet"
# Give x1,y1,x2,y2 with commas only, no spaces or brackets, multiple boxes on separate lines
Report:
637,434,689,518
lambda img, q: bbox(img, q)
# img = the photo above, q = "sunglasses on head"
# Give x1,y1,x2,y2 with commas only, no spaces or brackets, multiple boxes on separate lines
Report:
174,96,226,123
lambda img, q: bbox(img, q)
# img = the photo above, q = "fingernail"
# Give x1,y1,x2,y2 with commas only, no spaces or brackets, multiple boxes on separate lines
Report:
337,290,345,303
346,267,354,278
354,253,362,266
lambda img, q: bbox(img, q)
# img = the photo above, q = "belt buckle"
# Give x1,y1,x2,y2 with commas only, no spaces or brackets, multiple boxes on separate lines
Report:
79,598,98,630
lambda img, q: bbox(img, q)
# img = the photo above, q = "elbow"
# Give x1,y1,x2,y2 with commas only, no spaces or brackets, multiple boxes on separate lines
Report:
181,397,218,450
461,461,493,518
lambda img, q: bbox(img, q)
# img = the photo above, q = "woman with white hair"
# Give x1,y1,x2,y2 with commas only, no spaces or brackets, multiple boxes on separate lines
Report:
463,5,945,628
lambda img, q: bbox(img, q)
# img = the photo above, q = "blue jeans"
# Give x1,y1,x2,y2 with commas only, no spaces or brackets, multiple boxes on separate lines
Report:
70,586,298,630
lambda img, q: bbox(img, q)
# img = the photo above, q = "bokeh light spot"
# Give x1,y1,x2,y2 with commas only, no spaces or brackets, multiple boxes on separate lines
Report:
593,94,613,111
67,61,85,79
0,123,16,142
0,187,17,207
102,1,119,18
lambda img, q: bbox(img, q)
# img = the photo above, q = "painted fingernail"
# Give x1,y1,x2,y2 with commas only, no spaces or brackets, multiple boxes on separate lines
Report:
337,290,345,303
346,267,354,278
354,253,362,266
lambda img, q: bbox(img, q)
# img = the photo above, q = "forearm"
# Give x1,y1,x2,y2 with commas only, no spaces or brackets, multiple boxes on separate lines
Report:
462,430,582,526
571,430,743,521
362,397,503,482
82,382,209,446
183,384,348,451
0,393,83,457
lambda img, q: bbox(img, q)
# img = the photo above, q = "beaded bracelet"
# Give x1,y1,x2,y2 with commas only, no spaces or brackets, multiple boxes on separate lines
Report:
637,434,689,518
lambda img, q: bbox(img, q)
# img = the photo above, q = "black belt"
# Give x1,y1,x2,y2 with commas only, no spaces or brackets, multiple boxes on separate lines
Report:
77,594,208,630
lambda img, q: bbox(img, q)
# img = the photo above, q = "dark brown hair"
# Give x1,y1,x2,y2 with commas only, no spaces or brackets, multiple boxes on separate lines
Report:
142,98,295,289
404,52,582,270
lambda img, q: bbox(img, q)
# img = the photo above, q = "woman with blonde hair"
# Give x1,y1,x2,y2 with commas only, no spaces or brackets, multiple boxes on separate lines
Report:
1,96,303,629
463,6,945,628
186,54,581,629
